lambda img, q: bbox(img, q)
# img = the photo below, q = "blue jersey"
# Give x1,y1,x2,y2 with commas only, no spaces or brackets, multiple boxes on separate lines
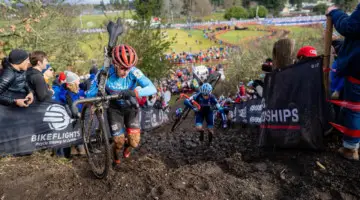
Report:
184,93,220,110
86,66,157,104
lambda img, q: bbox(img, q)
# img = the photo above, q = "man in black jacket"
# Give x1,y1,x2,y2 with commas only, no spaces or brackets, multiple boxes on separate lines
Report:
27,51,54,102
0,49,34,107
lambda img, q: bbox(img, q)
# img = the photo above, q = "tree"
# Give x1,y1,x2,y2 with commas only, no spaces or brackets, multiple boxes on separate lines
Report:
333,0,358,12
125,0,175,79
248,6,268,18
258,0,286,16
0,0,86,73
193,0,212,17
312,3,327,15
134,0,162,19
224,6,248,20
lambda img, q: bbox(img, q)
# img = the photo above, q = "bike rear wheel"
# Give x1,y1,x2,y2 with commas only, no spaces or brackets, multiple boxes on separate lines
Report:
171,107,190,132
81,103,111,179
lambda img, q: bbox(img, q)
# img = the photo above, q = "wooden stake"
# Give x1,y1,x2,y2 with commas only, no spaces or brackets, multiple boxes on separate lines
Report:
323,16,333,98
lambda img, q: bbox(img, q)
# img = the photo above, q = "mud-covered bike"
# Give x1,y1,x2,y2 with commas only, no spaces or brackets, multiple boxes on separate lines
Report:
71,18,125,179
171,94,201,132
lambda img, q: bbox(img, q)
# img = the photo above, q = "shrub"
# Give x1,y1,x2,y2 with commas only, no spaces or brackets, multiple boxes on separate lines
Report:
224,6,249,20
248,6,269,18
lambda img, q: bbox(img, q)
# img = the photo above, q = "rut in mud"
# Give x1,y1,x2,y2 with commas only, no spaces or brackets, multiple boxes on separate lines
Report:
0,114,360,200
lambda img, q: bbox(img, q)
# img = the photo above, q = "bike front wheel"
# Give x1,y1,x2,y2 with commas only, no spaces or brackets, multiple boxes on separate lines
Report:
81,103,111,179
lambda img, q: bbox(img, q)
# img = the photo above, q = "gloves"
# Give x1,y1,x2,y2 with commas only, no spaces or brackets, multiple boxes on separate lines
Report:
119,89,136,99
193,107,199,112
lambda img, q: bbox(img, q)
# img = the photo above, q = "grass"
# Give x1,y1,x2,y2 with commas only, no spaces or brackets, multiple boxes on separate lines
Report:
218,30,269,44
166,29,222,53
75,10,134,28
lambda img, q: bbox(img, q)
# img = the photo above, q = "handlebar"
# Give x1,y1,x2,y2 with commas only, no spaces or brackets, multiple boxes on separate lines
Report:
176,93,201,110
71,94,122,118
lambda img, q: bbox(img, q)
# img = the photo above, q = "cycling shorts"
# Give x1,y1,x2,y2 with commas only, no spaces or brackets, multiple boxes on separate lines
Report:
195,109,214,128
108,103,140,137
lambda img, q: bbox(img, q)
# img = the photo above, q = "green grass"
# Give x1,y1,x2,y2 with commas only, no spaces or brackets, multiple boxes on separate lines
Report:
166,29,222,53
218,30,269,44
285,26,321,38
75,11,134,28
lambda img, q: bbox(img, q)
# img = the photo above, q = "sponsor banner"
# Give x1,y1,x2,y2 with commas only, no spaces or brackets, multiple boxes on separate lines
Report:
259,58,326,150
230,99,263,125
0,102,169,156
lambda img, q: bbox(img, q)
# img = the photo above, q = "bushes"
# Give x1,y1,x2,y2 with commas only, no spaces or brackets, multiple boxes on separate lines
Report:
312,3,328,15
224,6,249,20
225,6,268,20
248,6,269,18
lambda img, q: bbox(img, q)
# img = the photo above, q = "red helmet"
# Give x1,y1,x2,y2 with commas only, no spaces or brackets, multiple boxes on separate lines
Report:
177,71,183,77
112,45,138,68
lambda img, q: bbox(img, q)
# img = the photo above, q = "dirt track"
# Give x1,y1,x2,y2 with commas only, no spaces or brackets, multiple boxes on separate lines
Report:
1,115,360,200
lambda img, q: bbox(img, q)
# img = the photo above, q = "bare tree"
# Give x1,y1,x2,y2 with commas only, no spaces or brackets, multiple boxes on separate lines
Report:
193,0,212,17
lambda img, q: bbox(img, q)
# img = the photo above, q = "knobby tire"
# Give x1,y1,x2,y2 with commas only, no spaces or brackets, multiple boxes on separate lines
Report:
81,104,111,179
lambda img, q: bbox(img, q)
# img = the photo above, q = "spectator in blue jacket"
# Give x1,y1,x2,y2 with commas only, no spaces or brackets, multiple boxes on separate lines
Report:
330,39,344,99
327,4,360,161
52,72,66,102
59,71,86,156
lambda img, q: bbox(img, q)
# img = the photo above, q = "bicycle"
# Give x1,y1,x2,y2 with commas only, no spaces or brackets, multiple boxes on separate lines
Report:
71,18,124,179
171,93,201,132
72,94,123,178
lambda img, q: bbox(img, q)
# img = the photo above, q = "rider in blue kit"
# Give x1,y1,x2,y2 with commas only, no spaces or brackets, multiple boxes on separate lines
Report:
184,83,223,144
87,44,156,166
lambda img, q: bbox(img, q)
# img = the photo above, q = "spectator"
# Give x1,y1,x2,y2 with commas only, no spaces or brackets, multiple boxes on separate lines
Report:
59,71,86,156
327,4,360,161
43,64,54,84
272,39,295,70
52,72,66,102
27,51,54,102
0,49,34,107
83,66,98,91
59,71,85,113
330,40,344,100
296,46,318,62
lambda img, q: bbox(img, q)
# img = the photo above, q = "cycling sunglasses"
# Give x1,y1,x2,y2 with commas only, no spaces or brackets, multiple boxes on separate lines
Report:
115,65,129,71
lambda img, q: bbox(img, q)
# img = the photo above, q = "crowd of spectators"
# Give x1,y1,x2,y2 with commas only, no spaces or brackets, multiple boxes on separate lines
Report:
165,46,231,64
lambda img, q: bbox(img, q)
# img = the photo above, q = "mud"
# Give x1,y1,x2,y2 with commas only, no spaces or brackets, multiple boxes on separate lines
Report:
1,115,360,200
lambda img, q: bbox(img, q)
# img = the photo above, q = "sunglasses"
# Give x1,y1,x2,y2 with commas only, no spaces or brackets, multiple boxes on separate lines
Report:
115,65,129,71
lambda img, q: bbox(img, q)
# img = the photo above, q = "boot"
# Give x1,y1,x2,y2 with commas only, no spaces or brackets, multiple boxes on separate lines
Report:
123,143,131,158
77,145,86,156
338,147,359,161
199,130,204,142
208,132,213,145
70,146,78,156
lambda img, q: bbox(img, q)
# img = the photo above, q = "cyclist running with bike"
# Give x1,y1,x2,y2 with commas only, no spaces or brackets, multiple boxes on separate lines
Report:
87,45,156,167
184,83,224,144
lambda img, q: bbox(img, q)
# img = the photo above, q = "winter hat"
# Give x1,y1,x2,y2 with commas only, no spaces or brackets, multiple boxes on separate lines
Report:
58,72,66,82
8,49,29,64
297,46,317,58
64,71,80,84
42,64,52,74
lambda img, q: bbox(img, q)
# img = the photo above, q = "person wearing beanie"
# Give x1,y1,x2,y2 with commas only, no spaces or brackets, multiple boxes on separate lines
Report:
0,49,34,107
26,51,54,102
52,72,66,102
59,71,86,156
43,64,54,84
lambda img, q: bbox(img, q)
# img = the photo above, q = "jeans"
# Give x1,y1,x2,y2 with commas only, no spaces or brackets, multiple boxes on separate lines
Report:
342,79,360,149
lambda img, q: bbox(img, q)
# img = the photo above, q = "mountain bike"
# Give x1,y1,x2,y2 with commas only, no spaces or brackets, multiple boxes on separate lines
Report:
171,94,201,132
71,18,124,179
